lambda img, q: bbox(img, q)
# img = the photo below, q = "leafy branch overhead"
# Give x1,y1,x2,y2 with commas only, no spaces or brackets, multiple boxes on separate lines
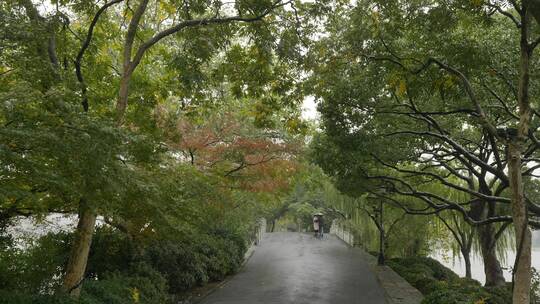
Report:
1,0,313,298
309,0,540,300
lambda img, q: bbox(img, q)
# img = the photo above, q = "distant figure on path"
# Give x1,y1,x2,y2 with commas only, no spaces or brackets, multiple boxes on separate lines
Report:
313,213,324,238
318,214,324,237
313,215,320,237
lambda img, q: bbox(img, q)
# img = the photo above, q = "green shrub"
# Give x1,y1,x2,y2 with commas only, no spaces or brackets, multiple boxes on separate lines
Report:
388,256,511,304
414,277,444,294
0,248,17,290
0,223,251,302
417,257,459,281
0,231,71,293
82,269,170,304
387,258,437,291
421,289,472,304
532,267,540,303
142,239,207,293
197,238,232,281
0,290,78,304
197,234,245,281
0,269,170,304
0,218,13,250
483,286,512,304
139,230,247,293
389,257,458,282
421,286,509,304
86,227,135,279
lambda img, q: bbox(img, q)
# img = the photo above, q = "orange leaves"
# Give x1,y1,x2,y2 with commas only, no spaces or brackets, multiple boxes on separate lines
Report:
238,159,299,192
167,110,301,194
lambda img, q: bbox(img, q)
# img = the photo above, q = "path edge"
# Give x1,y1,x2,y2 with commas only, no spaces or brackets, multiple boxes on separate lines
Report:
334,235,423,304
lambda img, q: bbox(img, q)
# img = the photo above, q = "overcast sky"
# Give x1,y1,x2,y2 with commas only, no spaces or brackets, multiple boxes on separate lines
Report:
301,96,319,121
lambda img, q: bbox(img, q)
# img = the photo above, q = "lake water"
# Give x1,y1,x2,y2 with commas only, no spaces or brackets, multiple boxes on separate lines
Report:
431,230,540,284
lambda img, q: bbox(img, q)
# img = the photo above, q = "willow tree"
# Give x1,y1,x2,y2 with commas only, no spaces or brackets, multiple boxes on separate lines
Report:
308,1,540,301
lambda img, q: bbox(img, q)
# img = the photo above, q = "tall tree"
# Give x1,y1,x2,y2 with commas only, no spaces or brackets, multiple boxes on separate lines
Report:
2,0,312,296
308,1,540,300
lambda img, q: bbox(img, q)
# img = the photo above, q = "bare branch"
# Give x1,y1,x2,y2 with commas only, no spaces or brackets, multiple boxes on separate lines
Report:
384,130,508,183
371,154,510,204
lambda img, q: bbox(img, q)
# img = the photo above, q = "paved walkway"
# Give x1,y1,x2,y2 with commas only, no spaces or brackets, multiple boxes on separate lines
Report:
200,232,387,304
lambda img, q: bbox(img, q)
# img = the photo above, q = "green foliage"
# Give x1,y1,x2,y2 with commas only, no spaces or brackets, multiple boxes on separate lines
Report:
387,257,458,294
0,224,249,303
0,216,13,250
532,267,540,303
140,232,247,293
86,226,248,295
0,268,170,304
0,291,79,304
86,227,135,278
0,231,71,293
143,239,207,292
387,257,511,304
0,84,160,218
270,166,347,232
306,2,534,301
81,268,170,304
0,0,311,301
421,289,476,304
422,285,511,304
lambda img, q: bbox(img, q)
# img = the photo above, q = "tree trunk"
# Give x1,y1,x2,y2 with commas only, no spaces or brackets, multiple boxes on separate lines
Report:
62,201,97,296
508,142,532,304
509,6,533,302
384,238,390,258
469,199,506,286
116,70,132,123
478,224,506,287
460,247,472,279
61,0,141,296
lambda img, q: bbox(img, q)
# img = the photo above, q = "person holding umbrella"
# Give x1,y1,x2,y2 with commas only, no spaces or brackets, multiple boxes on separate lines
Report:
313,212,324,239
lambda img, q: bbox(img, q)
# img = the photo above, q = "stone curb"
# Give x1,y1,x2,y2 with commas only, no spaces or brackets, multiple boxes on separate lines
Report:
334,236,423,304
363,252,423,304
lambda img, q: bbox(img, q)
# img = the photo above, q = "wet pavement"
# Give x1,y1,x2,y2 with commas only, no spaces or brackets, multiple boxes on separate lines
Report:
200,232,387,304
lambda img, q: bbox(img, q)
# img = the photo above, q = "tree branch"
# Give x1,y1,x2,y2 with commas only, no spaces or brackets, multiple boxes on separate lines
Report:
130,0,290,70
75,0,124,112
